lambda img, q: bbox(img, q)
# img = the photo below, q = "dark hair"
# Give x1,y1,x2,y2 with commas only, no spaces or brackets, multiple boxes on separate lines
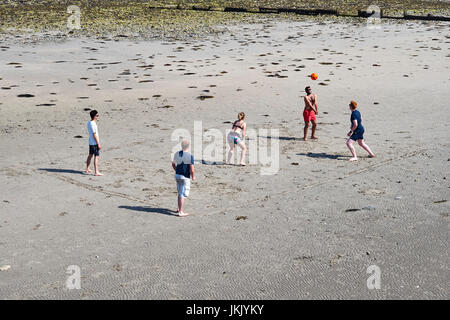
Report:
90,110,98,120
305,86,311,92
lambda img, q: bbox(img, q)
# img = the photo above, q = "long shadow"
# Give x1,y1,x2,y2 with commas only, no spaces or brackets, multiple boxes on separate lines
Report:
259,135,303,141
38,168,85,175
201,160,226,165
118,205,178,217
297,152,347,160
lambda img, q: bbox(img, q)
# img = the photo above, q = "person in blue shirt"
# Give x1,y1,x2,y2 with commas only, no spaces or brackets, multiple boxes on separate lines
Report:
172,140,195,217
346,100,375,161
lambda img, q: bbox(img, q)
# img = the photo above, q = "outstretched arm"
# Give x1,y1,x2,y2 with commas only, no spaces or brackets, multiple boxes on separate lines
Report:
304,96,313,109
314,94,318,114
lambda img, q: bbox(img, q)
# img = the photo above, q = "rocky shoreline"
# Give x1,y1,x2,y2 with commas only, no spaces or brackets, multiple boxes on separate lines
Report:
0,0,449,43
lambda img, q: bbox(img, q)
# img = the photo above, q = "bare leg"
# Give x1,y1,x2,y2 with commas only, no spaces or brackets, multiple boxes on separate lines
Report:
94,156,103,176
85,154,93,173
311,120,318,139
346,139,358,161
303,121,309,141
178,196,188,216
227,142,235,164
238,141,247,166
177,196,183,212
357,139,375,157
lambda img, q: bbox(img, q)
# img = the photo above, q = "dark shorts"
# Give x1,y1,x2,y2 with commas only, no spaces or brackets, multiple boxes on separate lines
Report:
350,129,364,141
89,145,100,156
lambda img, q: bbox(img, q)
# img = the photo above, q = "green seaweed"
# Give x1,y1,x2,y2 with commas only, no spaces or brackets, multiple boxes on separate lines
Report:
0,0,448,41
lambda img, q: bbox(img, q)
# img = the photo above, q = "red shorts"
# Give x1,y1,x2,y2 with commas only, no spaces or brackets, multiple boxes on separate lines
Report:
303,109,316,122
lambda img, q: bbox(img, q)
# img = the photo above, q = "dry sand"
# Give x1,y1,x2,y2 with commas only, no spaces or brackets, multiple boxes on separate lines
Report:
0,16,449,299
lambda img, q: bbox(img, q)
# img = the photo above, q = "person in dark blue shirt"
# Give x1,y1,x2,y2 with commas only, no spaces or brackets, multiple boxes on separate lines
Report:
172,140,195,217
346,100,375,161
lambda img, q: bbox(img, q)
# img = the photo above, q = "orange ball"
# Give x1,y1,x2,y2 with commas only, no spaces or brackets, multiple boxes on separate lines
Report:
311,73,318,80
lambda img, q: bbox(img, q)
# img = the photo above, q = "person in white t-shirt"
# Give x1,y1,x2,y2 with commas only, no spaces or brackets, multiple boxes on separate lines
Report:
85,110,103,176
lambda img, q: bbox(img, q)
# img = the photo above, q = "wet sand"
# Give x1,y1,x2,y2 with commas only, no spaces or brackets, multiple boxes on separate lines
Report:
0,16,449,299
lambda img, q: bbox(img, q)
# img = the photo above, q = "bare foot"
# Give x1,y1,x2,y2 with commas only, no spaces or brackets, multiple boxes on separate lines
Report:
95,172,104,176
349,157,358,162
368,154,375,158
311,136,318,140
85,169,92,174
178,212,189,217
303,137,308,141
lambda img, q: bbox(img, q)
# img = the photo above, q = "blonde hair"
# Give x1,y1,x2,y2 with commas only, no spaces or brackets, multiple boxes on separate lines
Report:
349,100,358,110
238,112,245,121
181,139,190,151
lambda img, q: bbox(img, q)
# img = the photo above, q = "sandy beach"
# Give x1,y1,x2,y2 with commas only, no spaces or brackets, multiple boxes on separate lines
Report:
0,8,449,299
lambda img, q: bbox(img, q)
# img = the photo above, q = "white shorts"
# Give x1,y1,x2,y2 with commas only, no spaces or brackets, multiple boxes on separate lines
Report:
175,174,191,198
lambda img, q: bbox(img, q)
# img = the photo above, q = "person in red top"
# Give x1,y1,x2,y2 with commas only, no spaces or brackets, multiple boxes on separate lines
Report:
303,86,318,141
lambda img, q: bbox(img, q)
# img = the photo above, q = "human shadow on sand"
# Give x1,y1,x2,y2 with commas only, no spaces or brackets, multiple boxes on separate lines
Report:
296,152,347,160
201,160,226,165
38,168,85,174
118,205,179,217
259,135,303,141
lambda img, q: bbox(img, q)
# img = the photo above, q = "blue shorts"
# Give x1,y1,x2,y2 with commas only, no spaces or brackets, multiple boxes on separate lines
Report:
350,129,364,141
175,174,191,198
89,145,100,156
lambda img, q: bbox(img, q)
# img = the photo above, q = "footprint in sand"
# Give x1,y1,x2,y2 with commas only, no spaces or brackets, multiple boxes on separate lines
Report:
197,95,214,100
158,105,175,109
